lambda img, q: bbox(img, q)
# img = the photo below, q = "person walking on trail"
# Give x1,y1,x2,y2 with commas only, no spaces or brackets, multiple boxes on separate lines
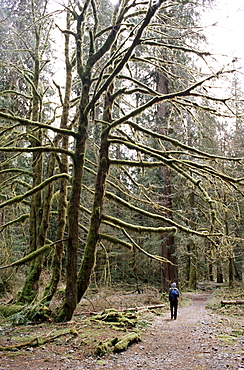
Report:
169,282,180,320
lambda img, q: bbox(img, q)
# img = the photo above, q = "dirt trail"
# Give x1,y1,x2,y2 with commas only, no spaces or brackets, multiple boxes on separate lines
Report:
87,292,244,370
0,292,244,369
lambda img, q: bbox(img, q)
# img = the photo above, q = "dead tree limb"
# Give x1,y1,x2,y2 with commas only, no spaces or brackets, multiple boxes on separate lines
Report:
221,300,244,305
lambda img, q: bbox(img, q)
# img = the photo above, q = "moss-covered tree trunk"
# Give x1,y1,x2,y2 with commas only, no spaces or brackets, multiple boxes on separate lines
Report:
156,72,177,291
216,263,223,283
17,25,43,303
57,0,165,319
77,96,111,302
76,0,123,301
56,8,92,321
229,257,234,288
187,192,197,289
56,109,89,321
188,243,197,289
43,155,69,303
43,11,72,303
208,257,214,281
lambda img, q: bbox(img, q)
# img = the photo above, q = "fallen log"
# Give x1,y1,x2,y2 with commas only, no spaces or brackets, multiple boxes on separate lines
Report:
81,303,165,316
95,332,141,356
121,303,165,312
221,300,244,305
0,327,77,351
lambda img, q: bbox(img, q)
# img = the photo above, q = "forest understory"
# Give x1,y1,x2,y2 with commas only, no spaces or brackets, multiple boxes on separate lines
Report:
0,286,244,369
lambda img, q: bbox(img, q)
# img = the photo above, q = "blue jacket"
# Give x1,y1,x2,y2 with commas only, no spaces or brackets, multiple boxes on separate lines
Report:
168,287,179,301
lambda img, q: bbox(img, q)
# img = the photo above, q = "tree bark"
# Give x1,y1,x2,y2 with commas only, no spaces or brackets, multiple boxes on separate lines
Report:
17,19,43,304
43,11,72,303
228,257,234,288
156,72,177,291
77,94,111,302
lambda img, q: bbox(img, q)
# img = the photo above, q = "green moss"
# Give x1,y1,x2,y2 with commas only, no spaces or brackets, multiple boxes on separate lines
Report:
3,351,32,358
0,304,23,318
217,334,237,344
95,332,141,356
92,309,138,328
114,332,141,353
95,337,119,356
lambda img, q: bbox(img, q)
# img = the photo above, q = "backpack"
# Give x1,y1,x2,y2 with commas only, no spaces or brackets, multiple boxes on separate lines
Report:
169,288,179,300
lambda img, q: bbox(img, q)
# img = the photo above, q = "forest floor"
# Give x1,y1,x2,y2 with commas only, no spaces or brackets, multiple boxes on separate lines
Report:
0,286,244,369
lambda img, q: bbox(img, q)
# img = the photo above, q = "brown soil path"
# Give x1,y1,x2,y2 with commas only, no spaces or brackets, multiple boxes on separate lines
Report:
0,292,244,369
88,292,244,370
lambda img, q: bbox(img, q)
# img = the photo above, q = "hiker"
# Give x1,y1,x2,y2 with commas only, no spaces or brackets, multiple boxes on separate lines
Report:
169,282,180,320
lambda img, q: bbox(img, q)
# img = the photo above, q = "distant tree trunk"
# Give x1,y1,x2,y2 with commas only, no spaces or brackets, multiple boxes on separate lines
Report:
229,257,234,288
209,262,214,281
161,233,177,291
187,242,197,289
234,259,242,281
160,175,177,290
216,263,223,283
156,72,177,291
131,247,141,294
187,192,197,289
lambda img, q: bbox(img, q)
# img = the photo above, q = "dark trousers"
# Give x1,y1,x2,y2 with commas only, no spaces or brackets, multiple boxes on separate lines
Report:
170,299,178,319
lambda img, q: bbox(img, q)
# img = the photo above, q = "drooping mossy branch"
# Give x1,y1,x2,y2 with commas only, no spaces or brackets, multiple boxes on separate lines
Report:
0,145,74,158
80,204,177,234
0,173,71,209
110,159,171,167
104,191,211,237
0,122,23,138
0,239,68,270
104,69,233,134
177,158,244,188
102,213,177,234
111,117,241,162
0,214,29,233
1,173,26,189
122,229,174,265
0,111,78,138
83,165,171,215
0,168,33,176
173,96,221,115
131,55,187,81
84,164,142,203
1,177,33,194
117,74,160,97
0,89,32,100
79,222,133,250
142,39,212,57
108,137,240,224
110,137,244,187
80,182,211,237
79,219,174,262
